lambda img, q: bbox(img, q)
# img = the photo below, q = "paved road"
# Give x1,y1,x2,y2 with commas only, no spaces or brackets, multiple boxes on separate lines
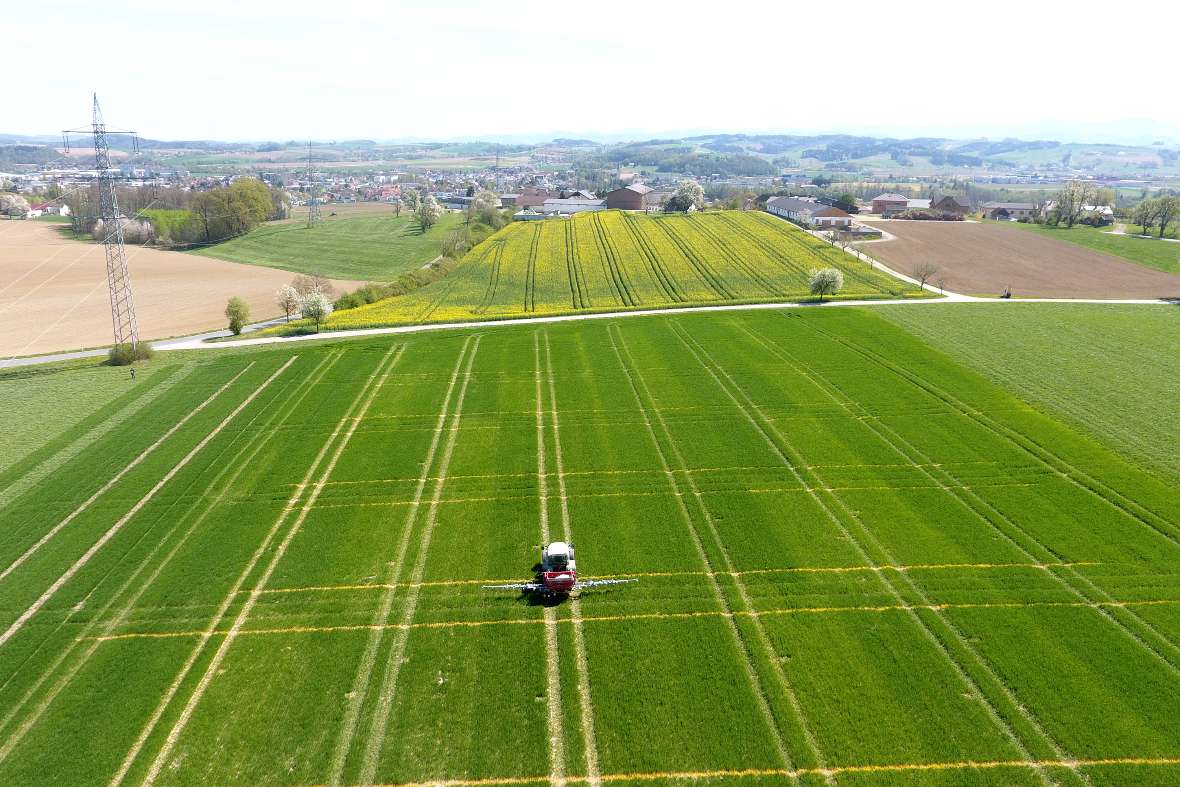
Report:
0,316,292,370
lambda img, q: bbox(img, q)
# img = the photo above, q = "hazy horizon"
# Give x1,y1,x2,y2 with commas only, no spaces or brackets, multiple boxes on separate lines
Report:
7,0,1179,146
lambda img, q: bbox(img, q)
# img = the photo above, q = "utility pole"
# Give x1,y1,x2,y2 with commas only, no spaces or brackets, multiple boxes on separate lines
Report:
64,94,139,349
306,141,321,227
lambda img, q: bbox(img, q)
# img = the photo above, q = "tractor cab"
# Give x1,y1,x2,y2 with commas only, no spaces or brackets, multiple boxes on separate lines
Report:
542,541,576,573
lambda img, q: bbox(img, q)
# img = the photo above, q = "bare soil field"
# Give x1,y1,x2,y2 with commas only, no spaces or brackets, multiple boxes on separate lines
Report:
0,220,364,357
858,219,1180,298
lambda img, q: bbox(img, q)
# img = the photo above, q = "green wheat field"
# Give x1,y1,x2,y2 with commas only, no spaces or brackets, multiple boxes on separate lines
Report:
1,308,1179,785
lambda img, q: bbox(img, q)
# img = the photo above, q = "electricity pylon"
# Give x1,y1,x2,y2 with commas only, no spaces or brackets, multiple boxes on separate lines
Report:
64,94,140,348
306,142,321,227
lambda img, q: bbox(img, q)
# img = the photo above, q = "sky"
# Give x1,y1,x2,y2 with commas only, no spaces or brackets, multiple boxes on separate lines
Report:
5,0,1179,145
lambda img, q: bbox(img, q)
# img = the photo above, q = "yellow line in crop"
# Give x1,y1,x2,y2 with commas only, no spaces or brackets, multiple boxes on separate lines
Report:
240,560,1101,596
241,559,1104,597
291,460,1003,487
87,593,1172,643
355,756,1180,786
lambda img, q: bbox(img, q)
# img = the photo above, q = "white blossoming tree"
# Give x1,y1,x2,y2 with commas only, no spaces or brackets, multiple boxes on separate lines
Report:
300,290,334,332
808,268,844,302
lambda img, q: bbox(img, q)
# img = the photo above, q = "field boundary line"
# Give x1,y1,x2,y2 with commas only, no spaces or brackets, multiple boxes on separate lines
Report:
326,336,475,786
607,323,806,783
669,321,1073,786
356,336,483,785
108,346,398,787
0,358,291,652
0,352,340,759
86,595,1180,643
0,362,253,585
535,333,566,787
739,320,1180,676
0,362,194,511
544,330,600,787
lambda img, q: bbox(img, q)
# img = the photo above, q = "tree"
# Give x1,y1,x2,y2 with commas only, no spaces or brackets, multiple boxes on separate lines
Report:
299,290,333,332
402,189,421,213
835,192,859,213
225,296,249,335
468,190,501,226
292,273,335,299
913,261,939,289
1155,196,1179,239
275,284,300,322
0,193,30,216
1132,199,1159,236
416,195,443,230
1054,180,1097,228
809,268,844,302
441,228,471,260
665,180,705,212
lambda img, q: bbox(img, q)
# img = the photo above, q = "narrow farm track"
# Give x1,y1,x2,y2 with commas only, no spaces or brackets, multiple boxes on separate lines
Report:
667,323,1080,786
0,351,344,762
326,337,476,786
607,325,807,783
109,346,401,787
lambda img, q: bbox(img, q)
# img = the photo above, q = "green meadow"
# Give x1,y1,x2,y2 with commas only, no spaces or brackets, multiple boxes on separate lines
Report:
190,206,464,280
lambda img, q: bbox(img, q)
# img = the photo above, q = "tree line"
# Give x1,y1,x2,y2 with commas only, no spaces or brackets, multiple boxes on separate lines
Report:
65,178,288,246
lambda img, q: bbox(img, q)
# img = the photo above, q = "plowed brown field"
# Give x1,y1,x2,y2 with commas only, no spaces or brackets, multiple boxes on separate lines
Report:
859,219,1180,298
0,220,364,357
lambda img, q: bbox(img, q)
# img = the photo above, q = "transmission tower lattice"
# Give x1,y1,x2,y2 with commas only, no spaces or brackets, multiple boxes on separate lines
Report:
64,94,140,348
306,142,321,227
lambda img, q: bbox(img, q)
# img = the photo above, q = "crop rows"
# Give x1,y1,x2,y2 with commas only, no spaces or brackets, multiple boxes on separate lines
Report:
3,308,1179,785
297,210,920,333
